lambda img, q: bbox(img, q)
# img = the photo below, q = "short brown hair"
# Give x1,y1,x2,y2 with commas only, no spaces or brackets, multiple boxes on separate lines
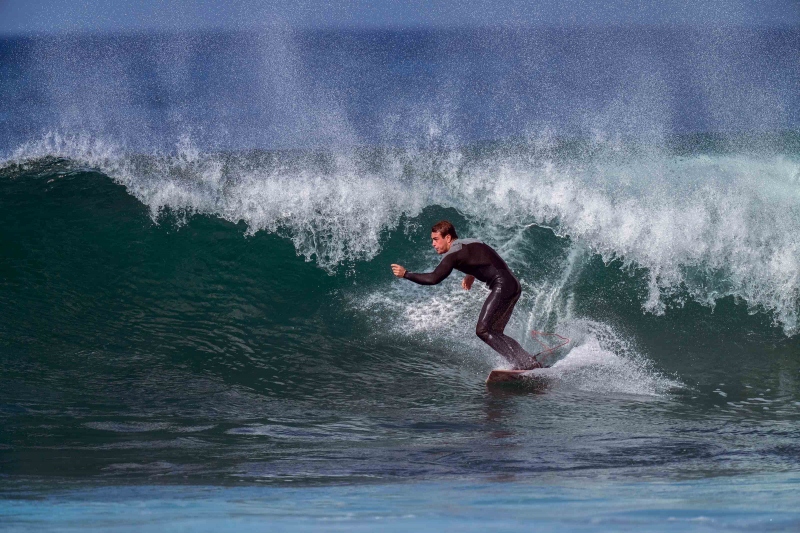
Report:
431,220,458,240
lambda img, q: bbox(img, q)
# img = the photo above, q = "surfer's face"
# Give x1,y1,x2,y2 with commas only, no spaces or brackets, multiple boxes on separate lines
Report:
431,232,452,254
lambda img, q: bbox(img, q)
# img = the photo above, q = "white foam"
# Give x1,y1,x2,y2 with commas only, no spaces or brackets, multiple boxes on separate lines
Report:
545,335,680,397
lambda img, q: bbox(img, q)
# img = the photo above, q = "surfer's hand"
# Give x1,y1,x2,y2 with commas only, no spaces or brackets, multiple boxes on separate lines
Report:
462,275,475,290
391,264,407,278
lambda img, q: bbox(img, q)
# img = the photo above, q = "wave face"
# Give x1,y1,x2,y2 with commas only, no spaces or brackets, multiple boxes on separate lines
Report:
1,27,800,486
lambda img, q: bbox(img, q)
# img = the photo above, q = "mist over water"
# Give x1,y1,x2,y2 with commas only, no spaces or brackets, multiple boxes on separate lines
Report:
1,23,800,501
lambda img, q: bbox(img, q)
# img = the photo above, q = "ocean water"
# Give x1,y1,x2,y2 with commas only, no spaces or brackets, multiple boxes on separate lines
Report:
1,26,799,530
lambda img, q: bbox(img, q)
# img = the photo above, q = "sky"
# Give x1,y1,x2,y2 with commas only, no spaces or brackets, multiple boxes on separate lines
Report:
0,0,798,35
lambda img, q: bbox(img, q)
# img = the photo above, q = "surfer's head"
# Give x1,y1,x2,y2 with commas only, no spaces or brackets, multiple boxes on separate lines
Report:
431,220,458,254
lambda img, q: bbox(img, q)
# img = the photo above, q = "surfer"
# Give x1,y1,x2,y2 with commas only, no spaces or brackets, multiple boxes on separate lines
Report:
391,220,541,370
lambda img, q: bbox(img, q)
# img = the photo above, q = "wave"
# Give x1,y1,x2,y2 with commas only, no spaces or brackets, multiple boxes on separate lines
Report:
4,131,799,337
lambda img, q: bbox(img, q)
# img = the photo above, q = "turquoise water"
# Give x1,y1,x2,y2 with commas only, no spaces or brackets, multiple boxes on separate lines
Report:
3,476,800,532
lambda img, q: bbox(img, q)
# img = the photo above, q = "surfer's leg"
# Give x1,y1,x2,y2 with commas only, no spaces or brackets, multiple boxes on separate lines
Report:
476,281,539,370
489,291,542,369
489,292,540,367
490,291,517,333
475,287,505,353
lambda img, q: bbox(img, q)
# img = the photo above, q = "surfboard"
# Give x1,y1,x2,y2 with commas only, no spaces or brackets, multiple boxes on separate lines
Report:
485,368,546,385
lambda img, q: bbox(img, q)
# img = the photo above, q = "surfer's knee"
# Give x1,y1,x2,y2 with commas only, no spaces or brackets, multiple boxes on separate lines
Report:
475,323,491,342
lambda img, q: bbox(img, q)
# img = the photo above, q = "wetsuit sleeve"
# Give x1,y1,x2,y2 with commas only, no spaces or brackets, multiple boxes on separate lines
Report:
403,254,456,285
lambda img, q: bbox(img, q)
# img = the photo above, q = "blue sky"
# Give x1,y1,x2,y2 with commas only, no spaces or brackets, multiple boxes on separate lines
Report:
0,0,798,35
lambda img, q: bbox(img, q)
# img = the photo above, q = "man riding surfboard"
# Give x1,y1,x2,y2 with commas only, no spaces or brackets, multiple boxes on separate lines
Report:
391,220,542,370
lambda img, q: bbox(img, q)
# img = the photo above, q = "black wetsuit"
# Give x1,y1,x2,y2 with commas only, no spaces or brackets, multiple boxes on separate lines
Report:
403,239,539,369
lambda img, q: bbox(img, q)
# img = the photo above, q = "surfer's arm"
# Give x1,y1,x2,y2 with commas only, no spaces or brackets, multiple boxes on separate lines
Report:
398,255,455,285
